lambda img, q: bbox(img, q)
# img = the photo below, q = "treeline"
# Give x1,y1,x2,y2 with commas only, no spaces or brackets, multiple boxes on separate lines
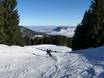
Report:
0,0,72,47
72,0,104,50
23,35,72,47
0,0,23,46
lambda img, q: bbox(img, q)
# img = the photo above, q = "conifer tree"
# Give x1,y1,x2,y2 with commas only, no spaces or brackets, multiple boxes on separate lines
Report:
97,0,104,45
72,0,98,50
1,0,23,45
0,1,7,44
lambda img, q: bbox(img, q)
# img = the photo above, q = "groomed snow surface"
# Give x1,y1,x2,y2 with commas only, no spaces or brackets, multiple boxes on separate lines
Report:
0,44,104,78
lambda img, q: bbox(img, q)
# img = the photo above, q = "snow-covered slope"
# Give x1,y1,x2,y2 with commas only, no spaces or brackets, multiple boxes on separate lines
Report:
0,44,104,78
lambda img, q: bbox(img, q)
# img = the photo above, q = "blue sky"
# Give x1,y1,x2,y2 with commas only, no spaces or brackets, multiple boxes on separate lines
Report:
17,0,91,26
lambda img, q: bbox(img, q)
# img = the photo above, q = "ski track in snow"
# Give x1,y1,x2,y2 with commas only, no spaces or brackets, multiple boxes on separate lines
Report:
0,44,103,78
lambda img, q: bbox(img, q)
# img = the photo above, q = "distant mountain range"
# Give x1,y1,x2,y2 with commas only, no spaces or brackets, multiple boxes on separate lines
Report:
53,26,75,31
27,26,57,33
19,26,76,38
19,26,44,37
50,26,75,37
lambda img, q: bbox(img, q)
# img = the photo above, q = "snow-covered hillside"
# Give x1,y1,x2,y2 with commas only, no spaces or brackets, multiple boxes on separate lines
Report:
27,26,76,37
0,44,104,78
48,27,75,37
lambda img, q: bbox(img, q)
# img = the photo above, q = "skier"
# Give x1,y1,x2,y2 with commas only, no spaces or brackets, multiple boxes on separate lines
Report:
46,49,52,56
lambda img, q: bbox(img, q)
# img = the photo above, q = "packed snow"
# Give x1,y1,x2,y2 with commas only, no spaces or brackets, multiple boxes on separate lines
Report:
0,44,104,78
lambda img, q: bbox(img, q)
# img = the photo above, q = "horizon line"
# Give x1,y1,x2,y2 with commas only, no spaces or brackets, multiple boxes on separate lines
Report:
19,25,76,27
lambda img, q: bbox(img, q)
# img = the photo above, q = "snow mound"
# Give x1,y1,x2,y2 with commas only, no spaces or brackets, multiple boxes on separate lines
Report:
0,44,104,78
75,46,104,63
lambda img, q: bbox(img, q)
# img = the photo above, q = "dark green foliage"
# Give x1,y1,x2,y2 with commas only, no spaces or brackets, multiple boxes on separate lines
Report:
97,0,104,45
23,36,31,45
72,0,98,50
0,0,23,46
0,2,7,44
24,35,72,48
72,0,104,50
72,24,84,50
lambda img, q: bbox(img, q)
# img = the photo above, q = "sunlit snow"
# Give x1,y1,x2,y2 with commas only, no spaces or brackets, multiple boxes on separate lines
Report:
0,44,103,78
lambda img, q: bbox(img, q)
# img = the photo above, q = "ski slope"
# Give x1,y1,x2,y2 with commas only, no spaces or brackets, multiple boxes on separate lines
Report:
0,44,104,78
